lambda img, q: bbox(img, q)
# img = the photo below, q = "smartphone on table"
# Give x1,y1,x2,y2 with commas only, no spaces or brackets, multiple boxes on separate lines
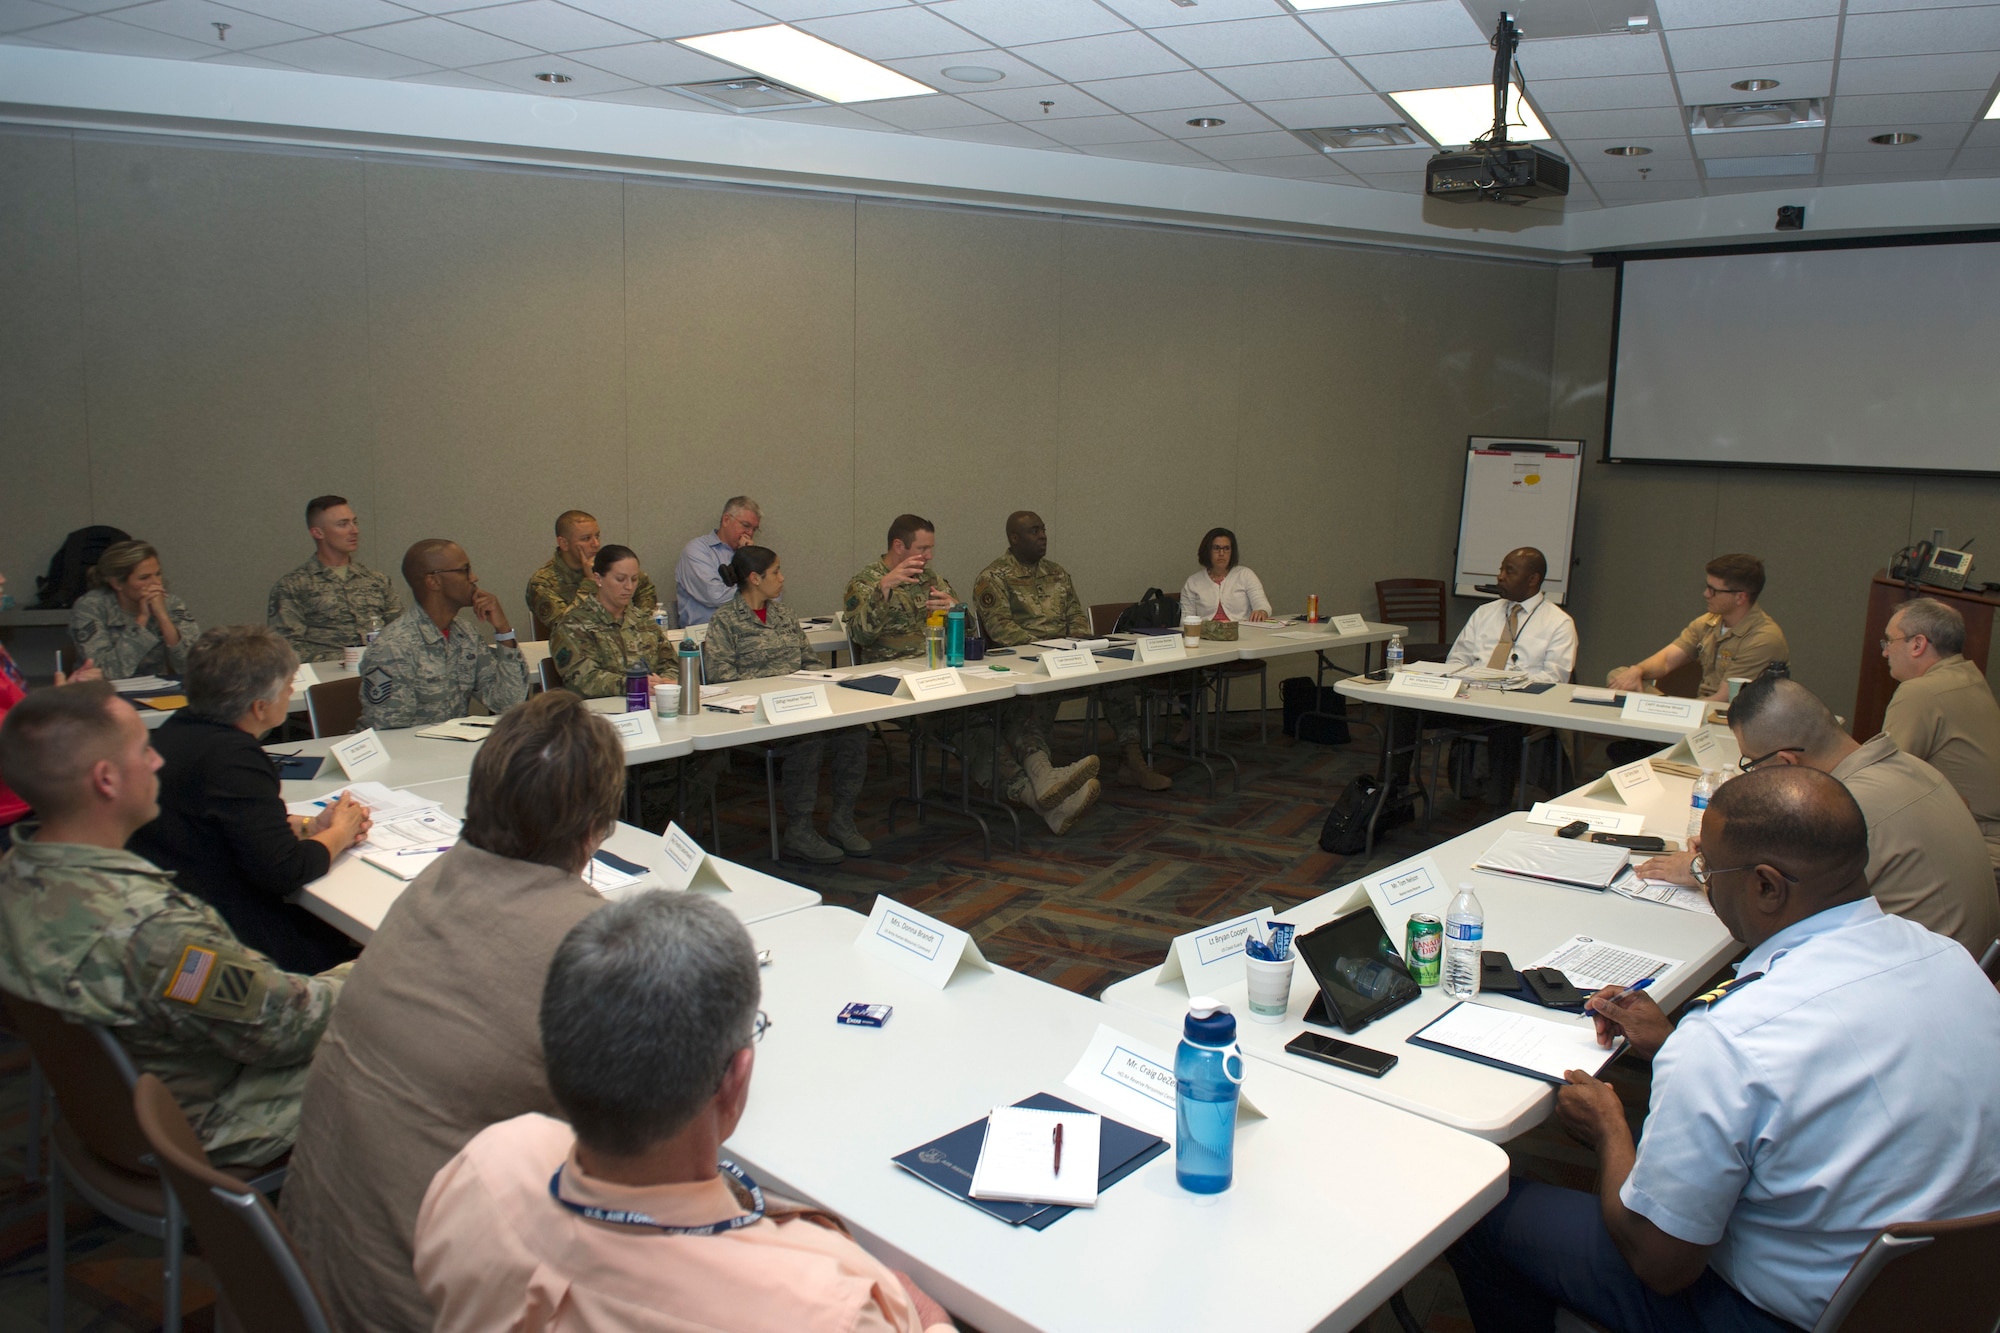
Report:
1283,1032,1398,1077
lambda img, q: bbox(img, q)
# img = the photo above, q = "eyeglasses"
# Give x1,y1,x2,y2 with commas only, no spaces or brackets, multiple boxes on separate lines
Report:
1879,634,1914,650
752,1010,771,1043
429,565,472,580
1737,745,1804,772
1690,852,1799,890
1702,584,1744,598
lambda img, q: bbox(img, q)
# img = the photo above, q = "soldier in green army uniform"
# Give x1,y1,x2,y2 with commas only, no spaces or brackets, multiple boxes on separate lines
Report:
0,683,348,1167
549,545,677,699
267,495,404,664
359,540,530,731
974,511,1171,832
842,513,960,664
526,510,661,634
705,545,870,865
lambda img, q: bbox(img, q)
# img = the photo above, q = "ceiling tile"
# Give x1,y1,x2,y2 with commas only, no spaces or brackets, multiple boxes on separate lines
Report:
1148,15,1328,68
0,0,72,35
1822,146,1957,174
346,15,538,64
579,84,727,109
1841,7,2000,59
1701,152,1819,176
560,0,769,40
1128,101,1277,136
1182,126,1314,158
1013,29,1186,81
1672,61,1831,103
374,0,518,13
799,4,989,59
1833,90,1987,126
1579,156,1701,182
1352,170,1425,191
217,0,423,31
1298,0,1486,55
849,92,998,127
1335,145,1434,173
196,48,302,67
1232,154,1357,180
753,102,902,127
1254,90,1400,128
1514,32,1667,80
14,0,163,12
1951,145,2000,170
1545,105,1688,139
1560,135,1694,161
447,2,650,52
1206,56,1364,101
958,82,1114,119
1691,126,1825,156
258,32,439,74
1837,52,2000,96
1592,180,1704,203
1029,112,1161,144
1077,67,1231,111
459,52,642,91
923,0,1127,49
1344,44,1498,90
885,49,1062,89
1969,120,2000,148
393,66,516,89
1525,71,1679,111
1665,17,1837,72
747,0,917,19
917,120,1069,148
565,40,744,84
1701,174,1805,192
1654,0,1835,26
16,13,222,56
104,0,319,50
1825,122,1966,151
1077,137,1213,165
1095,0,1289,29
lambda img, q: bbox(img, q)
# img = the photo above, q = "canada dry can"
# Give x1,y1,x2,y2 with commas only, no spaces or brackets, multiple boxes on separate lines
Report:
1406,914,1444,988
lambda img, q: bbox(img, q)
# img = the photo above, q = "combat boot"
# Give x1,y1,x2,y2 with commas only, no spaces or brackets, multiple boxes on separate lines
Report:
1023,750,1099,806
1115,743,1171,791
1040,778,1101,835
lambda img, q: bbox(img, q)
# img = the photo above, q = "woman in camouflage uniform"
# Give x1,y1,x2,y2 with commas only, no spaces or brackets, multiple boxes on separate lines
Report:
704,546,869,866
549,545,675,699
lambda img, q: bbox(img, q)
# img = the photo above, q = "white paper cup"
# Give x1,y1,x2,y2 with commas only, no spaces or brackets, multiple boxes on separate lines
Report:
653,685,681,718
1243,954,1295,1022
1727,677,1752,701
1181,615,1203,648
341,646,364,670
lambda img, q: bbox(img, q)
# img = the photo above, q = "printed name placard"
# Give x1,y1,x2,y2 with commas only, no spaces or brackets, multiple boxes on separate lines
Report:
1620,693,1708,731
603,708,662,750
1684,726,1729,771
1156,906,1274,993
1040,648,1100,679
1387,672,1464,700
855,895,992,989
1366,854,1446,907
759,684,834,724
652,821,732,894
327,728,390,779
1062,1023,1266,1142
900,668,967,701
1135,634,1188,664
1527,802,1647,835
1330,613,1369,636
1606,757,1666,806
292,662,319,690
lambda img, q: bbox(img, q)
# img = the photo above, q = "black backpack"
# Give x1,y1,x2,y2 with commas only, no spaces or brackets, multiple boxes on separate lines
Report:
1114,588,1179,632
33,525,130,610
1318,775,1415,855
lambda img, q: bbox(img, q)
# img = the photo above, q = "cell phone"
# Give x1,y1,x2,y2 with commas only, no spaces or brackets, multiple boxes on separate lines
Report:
1364,669,1392,683
1556,820,1590,839
1522,967,1590,1010
1590,832,1667,852
1283,1032,1398,1078
1480,950,1521,994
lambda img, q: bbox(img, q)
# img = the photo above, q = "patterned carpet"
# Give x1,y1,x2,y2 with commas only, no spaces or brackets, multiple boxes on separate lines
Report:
0,707,1688,1331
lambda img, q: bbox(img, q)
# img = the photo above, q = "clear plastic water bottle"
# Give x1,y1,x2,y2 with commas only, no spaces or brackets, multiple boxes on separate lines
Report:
651,607,671,636
364,614,383,646
1175,997,1244,1194
676,635,702,717
624,659,651,714
1687,769,1716,844
1385,634,1405,674
1442,883,1484,999
925,614,945,670
945,605,966,668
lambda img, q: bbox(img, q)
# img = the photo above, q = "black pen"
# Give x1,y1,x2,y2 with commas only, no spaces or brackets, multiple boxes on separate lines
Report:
1052,1122,1063,1176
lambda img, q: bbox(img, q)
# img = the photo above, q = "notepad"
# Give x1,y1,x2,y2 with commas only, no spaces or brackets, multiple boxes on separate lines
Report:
1409,1001,1623,1085
893,1093,1164,1229
968,1106,1101,1208
416,716,499,741
137,694,189,710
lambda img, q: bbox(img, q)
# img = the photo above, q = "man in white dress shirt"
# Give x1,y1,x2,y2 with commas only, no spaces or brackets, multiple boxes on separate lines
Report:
1444,547,1577,801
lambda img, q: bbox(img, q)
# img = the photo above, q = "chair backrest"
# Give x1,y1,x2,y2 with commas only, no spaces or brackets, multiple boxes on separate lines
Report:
530,608,549,641
304,677,363,739
1657,659,1703,699
1812,1208,2000,1333
0,991,149,1174
133,1075,333,1333
538,656,563,694
1090,602,1134,636
1374,579,1446,644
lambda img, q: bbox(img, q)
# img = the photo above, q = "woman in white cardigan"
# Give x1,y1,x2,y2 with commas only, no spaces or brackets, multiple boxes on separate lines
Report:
1180,527,1272,623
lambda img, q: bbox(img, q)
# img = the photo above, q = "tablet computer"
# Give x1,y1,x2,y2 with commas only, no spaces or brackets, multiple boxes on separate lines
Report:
1295,905,1422,1034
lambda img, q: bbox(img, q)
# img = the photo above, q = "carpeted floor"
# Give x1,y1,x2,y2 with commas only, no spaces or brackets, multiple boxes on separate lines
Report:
0,709,1680,1331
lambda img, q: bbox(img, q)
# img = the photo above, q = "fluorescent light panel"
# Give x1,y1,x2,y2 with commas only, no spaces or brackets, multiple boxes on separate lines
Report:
677,25,935,104
1388,83,1550,149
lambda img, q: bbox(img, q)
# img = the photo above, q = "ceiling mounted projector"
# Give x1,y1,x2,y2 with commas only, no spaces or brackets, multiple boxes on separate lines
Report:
1425,12,1569,207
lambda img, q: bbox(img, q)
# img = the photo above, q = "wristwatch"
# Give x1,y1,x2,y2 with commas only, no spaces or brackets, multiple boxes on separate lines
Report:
495,630,518,643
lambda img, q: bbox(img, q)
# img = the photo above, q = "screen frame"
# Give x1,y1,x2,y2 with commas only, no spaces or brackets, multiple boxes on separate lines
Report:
1597,227,2000,479
1293,906,1422,1033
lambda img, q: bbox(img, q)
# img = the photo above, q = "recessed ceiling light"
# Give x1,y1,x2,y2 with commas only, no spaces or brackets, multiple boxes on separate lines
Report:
941,65,1005,84
677,25,936,103
1869,132,1921,145
1731,78,1780,92
1603,145,1652,156
533,71,572,84
1187,117,1226,128
1294,123,1422,151
1388,83,1550,149
1688,98,1824,133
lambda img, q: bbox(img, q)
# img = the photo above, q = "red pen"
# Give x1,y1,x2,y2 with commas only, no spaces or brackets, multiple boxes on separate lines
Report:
1052,1122,1063,1177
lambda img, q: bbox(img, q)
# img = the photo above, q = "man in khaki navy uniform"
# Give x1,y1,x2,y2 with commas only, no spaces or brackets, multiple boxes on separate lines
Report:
267,494,403,664
1882,596,2000,898
0,683,347,1167
525,509,660,633
1609,553,1788,702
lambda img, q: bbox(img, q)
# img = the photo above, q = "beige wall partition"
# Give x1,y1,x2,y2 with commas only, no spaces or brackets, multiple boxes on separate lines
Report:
2,124,1559,682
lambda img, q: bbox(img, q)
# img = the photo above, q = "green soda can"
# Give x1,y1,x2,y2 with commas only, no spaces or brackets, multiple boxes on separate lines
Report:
1405,913,1444,988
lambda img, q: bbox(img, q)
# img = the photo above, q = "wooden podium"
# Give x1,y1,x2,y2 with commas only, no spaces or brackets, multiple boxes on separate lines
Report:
1853,571,2000,738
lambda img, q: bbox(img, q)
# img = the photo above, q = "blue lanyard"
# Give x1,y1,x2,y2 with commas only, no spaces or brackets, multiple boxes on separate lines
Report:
547,1158,766,1236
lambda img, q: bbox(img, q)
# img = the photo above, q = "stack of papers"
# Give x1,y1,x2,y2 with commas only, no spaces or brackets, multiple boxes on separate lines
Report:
1609,877,1716,915
286,783,463,881
1452,665,1532,690
583,850,651,895
1033,638,1111,652
1410,1002,1621,1085
416,716,499,742
703,694,758,714
968,1106,1101,1207
1474,830,1635,892
1529,935,1684,990
111,676,178,693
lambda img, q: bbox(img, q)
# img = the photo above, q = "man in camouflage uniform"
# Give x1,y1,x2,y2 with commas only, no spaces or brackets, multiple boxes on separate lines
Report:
267,495,403,663
843,513,959,665
358,539,529,731
525,510,661,634
0,683,347,1167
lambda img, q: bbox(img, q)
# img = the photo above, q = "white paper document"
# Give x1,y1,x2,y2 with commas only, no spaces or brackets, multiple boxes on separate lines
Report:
1032,638,1110,652
703,694,759,714
1473,829,1634,891
1527,803,1648,836
112,676,177,693
1609,877,1717,916
969,1106,1101,1207
1413,1002,1621,1084
415,716,499,742
1530,935,1684,990
286,781,442,822
583,857,648,893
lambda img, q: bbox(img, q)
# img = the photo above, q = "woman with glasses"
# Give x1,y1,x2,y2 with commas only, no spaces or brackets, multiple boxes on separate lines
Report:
1180,527,1271,624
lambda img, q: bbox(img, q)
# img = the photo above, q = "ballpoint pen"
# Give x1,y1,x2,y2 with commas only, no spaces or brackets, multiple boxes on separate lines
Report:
1588,976,1654,1013
1052,1122,1063,1177
393,845,455,857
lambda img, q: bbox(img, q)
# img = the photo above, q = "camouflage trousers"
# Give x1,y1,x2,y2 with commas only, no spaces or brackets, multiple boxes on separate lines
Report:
960,684,1143,789
780,726,868,819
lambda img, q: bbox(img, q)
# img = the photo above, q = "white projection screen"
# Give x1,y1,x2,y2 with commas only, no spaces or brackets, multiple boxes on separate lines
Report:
1606,236,2000,475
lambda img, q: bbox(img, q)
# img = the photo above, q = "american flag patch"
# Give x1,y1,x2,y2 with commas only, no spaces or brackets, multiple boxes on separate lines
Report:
164,945,217,1005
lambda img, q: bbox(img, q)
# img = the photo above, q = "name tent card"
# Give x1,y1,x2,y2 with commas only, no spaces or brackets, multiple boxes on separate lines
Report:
1156,907,1274,993
1387,672,1464,700
652,822,731,894
760,684,834,724
856,895,992,989
1063,1024,1267,1143
1329,613,1369,636
603,708,662,750
1684,726,1729,771
1040,648,1100,679
1620,693,1708,731
1366,855,1446,907
327,728,390,780
1135,634,1187,664
1528,802,1647,835
1606,757,1666,806
901,668,967,701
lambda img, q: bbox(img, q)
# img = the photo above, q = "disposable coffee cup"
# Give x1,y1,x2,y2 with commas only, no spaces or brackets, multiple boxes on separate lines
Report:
1243,953,1295,1023
653,684,681,718
1727,677,1752,701
341,646,364,670
1181,615,1203,648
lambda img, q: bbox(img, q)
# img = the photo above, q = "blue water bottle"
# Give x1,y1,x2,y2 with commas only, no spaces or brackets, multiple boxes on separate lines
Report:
624,659,651,713
945,605,966,668
1175,997,1244,1193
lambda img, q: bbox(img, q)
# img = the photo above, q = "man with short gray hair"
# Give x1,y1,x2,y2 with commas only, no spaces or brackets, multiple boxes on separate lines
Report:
1882,597,2000,892
676,496,762,627
414,892,953,1333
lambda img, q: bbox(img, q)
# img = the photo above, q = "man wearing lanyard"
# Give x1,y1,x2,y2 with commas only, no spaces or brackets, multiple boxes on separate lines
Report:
1443,546,1579,801
416,891,954,1333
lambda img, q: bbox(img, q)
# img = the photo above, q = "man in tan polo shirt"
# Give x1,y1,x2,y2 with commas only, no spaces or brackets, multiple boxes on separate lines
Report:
1639,676,1999,957
1882,597,2000,890
1609,554,1788,702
